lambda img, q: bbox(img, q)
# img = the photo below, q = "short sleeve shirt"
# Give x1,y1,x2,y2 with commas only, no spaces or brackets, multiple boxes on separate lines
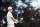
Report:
7,12,14,24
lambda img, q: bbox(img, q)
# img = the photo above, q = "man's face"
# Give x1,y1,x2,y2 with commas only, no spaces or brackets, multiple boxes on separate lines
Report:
9,9,13,13
10,9,13,13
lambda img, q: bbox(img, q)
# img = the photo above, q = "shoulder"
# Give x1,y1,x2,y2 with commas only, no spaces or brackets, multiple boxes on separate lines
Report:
7,12,12,16
8,12,12,14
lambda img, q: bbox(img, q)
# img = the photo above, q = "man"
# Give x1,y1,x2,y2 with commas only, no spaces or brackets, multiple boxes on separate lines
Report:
7,6,18,27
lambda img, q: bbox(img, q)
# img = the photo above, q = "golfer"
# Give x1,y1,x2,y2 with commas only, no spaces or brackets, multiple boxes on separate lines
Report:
7,6,18,27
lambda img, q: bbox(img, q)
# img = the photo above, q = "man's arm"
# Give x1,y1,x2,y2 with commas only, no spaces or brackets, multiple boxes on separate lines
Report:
11,17,16,21
11,17,18,22
9,13,18,22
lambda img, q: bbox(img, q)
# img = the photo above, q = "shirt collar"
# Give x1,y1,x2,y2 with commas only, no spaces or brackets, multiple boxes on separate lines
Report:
8,11,12,14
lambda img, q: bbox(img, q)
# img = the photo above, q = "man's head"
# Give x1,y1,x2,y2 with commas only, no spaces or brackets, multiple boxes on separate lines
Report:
20,17,23,20
8,6,13,13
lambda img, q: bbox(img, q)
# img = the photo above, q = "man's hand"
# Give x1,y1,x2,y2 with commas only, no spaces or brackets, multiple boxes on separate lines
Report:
11,17,18,23
14,19,18,23
15,19,18,22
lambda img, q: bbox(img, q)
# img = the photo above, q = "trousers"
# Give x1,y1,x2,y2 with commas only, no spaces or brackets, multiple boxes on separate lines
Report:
7,24,15,27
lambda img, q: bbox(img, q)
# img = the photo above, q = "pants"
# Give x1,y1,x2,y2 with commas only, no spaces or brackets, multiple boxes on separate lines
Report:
7,24,15,27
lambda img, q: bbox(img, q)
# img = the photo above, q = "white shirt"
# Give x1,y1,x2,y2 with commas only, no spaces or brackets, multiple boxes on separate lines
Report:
7,12,14,24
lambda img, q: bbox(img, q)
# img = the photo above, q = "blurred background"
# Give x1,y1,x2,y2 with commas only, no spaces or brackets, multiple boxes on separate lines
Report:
0,0,40,27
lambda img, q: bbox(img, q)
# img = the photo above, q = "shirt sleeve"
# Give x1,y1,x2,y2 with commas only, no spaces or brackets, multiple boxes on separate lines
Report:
9,13,13,17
